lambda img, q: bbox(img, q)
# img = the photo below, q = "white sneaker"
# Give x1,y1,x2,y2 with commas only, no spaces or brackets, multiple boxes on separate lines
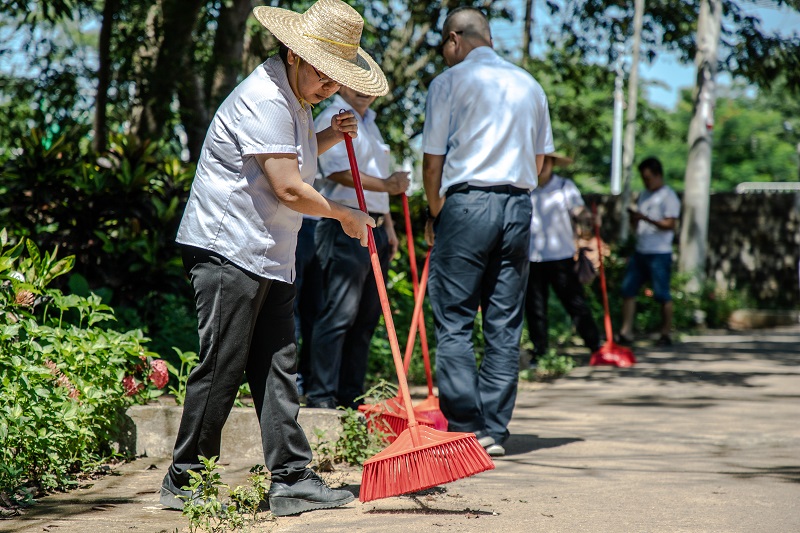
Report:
485,443,505,457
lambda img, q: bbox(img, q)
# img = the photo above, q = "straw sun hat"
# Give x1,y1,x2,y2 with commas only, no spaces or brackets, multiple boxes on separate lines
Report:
253,0,388,96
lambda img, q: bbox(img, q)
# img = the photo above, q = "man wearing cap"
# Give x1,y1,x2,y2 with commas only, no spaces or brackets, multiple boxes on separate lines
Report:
161,0,388,516
305,86,410,410
422,6,554,458
526,153,601,366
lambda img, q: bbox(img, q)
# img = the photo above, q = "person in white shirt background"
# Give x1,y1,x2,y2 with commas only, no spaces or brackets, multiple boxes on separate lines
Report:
619,157,682,346
526,152,601,367
164,0,383,517
305,86,410,410
422,6,553,458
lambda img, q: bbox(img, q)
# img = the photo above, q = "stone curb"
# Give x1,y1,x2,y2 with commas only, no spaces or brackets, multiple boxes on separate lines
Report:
119,405,344,461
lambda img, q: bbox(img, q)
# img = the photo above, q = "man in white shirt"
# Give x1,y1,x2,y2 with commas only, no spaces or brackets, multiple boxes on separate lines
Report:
526,153,601,365
163,0,386,517
306,89,409,409
422,6,554,458
619,157,682,346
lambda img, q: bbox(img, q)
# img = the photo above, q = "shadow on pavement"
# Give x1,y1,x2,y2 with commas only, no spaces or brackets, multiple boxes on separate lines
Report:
722,465,800,484
504,434,584,456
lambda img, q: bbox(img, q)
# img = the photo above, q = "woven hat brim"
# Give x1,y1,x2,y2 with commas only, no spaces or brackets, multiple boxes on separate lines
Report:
253,6,388,96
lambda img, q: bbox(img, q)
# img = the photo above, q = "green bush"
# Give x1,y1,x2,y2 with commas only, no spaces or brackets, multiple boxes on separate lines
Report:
0,230,166,500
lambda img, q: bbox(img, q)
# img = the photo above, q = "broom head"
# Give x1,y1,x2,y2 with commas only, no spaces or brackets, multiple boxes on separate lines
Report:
359,397,434,442
590,341,636,368
412,394,448,432
360,426,494,502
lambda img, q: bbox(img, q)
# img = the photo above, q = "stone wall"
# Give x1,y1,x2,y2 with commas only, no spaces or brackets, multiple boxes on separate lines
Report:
584,191,800,308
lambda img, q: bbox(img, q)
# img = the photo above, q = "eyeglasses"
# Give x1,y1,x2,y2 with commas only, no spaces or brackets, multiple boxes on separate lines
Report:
311,64,340,88
438,30,463,54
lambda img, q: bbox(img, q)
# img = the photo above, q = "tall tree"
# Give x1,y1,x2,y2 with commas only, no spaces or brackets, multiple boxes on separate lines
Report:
679,0,723,288
619,0,645,241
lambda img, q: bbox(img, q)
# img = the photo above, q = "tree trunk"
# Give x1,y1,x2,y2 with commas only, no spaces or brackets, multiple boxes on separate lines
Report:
678,0,723,290
134,0,205,143
93,0,119,154
618,0,645,241
208,0,252,112
523,0,534,65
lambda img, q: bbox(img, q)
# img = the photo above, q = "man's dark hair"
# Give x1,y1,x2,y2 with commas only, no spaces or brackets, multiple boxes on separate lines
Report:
443,6,491,40
638,157,663,177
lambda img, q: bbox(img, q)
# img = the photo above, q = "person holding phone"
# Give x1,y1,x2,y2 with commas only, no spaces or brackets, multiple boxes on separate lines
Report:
619,157,681,346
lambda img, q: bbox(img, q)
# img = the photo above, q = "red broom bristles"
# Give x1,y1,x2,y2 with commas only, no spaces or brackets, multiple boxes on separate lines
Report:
360,426,494,502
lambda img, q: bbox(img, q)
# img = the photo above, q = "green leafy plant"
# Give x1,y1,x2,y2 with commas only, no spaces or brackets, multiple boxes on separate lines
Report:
181,457,272,532
0,230,167,501
166,348,199,406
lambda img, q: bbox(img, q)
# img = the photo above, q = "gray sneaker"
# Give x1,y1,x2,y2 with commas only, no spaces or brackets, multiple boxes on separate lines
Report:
485,443,506,457
268,469,354,516
476,435,496,448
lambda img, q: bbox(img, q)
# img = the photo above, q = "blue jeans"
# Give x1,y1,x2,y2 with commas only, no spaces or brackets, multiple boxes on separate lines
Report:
428,188,531,444
621,251,673,302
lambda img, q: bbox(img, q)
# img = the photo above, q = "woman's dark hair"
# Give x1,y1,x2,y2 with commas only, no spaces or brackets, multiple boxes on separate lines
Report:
638,157,663,177
279,43,289,63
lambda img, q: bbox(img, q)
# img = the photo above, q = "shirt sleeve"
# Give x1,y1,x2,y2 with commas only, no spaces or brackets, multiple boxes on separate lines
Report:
565,180,585,210
535,92,555,155
237,96,297,156
315,107,351,177
422,76,451,155
663,189,681,219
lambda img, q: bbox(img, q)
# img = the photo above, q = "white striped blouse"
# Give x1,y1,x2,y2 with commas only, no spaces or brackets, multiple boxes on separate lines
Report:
176,55,318,283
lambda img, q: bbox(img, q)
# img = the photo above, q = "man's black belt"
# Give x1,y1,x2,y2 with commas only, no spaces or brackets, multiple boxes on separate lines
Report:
368,212,386,227
445,183,530,197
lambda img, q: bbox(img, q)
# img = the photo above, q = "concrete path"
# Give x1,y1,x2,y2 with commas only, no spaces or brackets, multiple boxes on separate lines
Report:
5,326,799,533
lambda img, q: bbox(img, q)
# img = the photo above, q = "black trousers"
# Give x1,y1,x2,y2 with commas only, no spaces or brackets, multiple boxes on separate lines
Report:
525,258,601,356
168,246,312,487
306,219,390,409
294,218,322,393
428,189,531,444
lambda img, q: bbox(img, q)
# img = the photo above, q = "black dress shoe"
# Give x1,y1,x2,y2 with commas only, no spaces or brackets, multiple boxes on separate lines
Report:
268,469,354,516
160,473,201,510
307,399,338,409
655,334,673,347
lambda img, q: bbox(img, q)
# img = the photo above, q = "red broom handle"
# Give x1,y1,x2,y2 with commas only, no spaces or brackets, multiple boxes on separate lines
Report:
343,132,420,435
592,202,614,341
401,196,434,395
402,251,432,386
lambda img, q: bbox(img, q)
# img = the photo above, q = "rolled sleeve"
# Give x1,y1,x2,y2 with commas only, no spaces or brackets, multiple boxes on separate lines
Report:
238,97,296,156
422,77,450,155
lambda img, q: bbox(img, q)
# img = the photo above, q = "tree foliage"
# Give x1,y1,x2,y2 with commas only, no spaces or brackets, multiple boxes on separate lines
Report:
545,0,800,93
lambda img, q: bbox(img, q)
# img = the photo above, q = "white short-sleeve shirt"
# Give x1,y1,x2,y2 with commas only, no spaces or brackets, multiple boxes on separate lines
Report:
315,95,391,214
529,176,585,262
422,47,555,197
635,185,682,254
176,56,317,282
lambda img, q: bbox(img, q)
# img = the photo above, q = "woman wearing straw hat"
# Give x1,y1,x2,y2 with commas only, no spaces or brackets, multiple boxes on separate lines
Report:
163,0,387,517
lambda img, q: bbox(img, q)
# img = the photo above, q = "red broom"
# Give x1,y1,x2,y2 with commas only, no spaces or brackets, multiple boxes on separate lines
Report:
589,202,636,368
342,131,494,502
400,243,447,431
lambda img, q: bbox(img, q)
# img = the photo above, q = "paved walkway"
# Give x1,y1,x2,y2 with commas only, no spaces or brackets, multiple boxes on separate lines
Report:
5,326,800,533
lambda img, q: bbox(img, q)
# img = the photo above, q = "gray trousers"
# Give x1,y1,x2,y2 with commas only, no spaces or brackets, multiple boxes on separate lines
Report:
429,188,531,444
168,246,312,487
